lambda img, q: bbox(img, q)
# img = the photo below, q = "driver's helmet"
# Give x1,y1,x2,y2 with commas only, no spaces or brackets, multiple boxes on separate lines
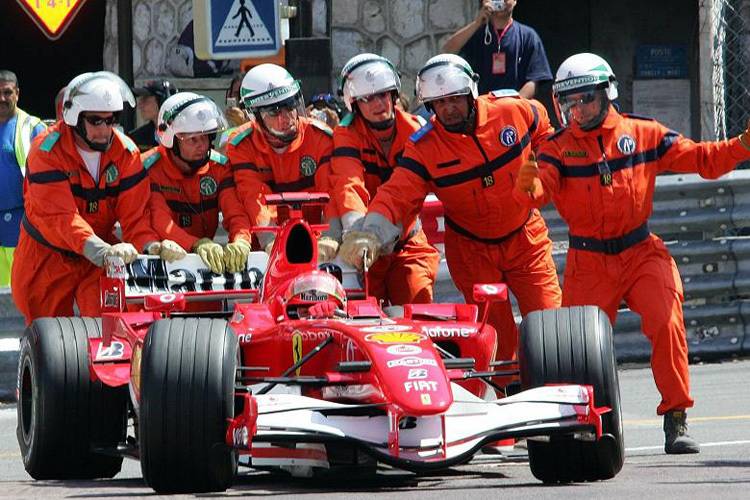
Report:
62,71,135,126
339,53,401,113
416,54,478,106
283,271,346,319
157,91,228,148
552,52,618,129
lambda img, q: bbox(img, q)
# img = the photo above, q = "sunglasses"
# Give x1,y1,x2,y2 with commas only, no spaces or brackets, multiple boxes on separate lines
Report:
356,91,391,104
559,91,599,109
260,101,297,117
82,113,120,126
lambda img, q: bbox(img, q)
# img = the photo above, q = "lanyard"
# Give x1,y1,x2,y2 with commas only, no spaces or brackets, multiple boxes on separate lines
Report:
492,19,513,52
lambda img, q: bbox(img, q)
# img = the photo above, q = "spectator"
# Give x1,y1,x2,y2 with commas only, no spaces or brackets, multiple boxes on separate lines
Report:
443,0,552,98
143,91,252,275
514,53,750,454
396,91,410,112
54,86,67,122
12,71,181,324
130,78,178,152
0,70,46,287
307,92,344,128
224,74,248,128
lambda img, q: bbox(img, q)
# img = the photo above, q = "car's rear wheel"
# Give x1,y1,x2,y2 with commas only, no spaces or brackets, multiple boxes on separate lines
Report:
17,317,127,479
139,318,238,493
519,306,624,483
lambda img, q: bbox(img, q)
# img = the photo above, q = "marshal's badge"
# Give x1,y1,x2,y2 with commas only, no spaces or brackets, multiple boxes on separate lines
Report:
199,175,218,196
617,134,637,155
499,125,518,147
300,155,317,176
104,164,118,184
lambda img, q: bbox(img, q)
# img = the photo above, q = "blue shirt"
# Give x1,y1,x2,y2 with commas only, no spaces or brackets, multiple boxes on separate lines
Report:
0,116,45,246
460,20,552,95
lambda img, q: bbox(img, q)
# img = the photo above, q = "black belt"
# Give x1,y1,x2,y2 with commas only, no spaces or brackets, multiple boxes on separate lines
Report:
568,222,650,255
22,215,80,259
444,211,531,245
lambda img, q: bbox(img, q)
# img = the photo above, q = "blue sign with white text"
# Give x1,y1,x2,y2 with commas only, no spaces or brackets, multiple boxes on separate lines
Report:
636,45,687,79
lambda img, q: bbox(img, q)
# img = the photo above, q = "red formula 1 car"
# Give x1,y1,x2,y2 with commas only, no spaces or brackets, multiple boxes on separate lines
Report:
16,193,623,493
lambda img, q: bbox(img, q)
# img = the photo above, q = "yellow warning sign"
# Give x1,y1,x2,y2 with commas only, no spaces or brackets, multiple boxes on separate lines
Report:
16,0,87,41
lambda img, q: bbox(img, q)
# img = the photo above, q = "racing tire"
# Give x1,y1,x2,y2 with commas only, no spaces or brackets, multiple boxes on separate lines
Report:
519,306,624,483
17,317,127,479
139,318,238,493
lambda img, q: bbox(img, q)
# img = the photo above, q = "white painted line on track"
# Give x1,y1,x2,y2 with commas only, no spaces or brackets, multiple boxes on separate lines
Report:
627,439,750,452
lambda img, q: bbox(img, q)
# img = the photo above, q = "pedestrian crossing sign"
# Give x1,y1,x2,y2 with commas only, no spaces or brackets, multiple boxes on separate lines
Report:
194,0,281,60
16,0,87,41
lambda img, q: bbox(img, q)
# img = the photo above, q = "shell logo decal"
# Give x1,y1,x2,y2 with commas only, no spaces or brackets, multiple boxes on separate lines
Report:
365,332,427,344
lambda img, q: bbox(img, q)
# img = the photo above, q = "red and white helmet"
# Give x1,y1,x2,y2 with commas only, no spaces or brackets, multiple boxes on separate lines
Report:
283,271,346,318
552,53,618,128
339,53,401,112
416,54,478,105
62,71,135,126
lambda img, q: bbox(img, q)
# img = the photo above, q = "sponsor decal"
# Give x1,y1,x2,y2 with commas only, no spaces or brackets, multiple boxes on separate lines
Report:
289,330,331,342
408,368,428,379
232,426,249,447
365,332,426,344
563,150,588,157
292,332,303,375
386,356,438,368
300,155,318,176
199,175,218,196
421,393,432,405
405,380,438,392
103,291,120,309
359,325,411,333
96,341,125,360
499,125,518,147
421,326,476,339
237,333,253,343
159,293,176,303
617,134,637,155
386,344,422,356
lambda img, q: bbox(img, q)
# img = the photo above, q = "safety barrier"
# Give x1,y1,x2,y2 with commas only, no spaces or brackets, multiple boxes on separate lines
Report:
421,170,750,363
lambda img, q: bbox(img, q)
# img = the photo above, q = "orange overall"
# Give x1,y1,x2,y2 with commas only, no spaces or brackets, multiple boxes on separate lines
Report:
12,123,158,324
368,93,562,360
330,108,439,305
143,146,252,250
517,108,750,414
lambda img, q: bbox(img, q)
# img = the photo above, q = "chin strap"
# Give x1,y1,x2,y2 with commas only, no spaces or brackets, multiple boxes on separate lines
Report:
442,100,477,134
364,116,395,131
173,139,211,171
74,121,112,152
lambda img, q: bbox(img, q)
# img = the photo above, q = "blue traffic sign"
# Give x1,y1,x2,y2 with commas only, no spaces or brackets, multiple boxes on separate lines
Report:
193,0,281,59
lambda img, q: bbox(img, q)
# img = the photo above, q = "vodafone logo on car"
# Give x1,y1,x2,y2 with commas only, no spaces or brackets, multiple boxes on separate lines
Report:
420,326,477,339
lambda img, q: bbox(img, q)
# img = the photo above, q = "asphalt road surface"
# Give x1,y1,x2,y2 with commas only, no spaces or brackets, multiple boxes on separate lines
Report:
0,359,748,499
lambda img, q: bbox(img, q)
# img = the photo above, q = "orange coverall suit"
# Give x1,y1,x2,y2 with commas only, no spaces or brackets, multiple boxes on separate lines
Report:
226,117,335,238
367,93,562,361
330,108,440,305
517,108,750,414
142,146,252,250
12,123,158,324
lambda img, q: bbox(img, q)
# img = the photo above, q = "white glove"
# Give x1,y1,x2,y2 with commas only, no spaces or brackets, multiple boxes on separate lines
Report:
104,242,138,264
193,238,225,275
147,239,186,262
224,239,252,273
317,237,339,263
264,241,275,255
340,231,379,269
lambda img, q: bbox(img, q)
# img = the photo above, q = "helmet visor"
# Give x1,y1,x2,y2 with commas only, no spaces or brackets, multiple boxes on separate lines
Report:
418,63,474,103
557,88,608,130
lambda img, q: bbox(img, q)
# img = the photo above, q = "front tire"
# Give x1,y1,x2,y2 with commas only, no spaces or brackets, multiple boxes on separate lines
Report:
519,306,624,483
17,317,127,479
139,318,238,493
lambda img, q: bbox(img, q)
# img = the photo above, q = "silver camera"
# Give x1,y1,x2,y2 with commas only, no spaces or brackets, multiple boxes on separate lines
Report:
490,0,506,11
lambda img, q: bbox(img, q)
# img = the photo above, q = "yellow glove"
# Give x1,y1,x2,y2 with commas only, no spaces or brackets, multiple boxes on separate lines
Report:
317,237,339,263
224,239,252,273
516,153,539,193
148,239,186,262
740,118,750,151
340,231,379,269
193,237,225,275
104,242,138,264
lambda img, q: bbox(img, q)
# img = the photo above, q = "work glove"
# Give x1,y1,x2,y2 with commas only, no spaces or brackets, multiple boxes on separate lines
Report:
308,300,340,318
317,237,339,263
740,118,750,151
193,237,225,275
264,241,275,255
516,153,539,193
340,231,379,270
147,239,186,262
103,242,138,265
224,239,252,273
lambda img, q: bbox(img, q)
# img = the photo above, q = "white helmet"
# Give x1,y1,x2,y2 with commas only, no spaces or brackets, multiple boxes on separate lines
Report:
62,71,135,126
339,53,401,112
157,92,228,148
552,53,618,129
416,54,478,105
240,63,303,111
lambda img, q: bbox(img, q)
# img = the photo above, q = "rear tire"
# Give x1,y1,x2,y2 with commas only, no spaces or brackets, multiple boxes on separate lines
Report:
139,318,238,493
519,306,624,483
16,317,127,479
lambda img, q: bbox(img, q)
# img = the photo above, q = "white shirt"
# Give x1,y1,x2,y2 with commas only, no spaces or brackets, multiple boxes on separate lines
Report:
76,146,102,183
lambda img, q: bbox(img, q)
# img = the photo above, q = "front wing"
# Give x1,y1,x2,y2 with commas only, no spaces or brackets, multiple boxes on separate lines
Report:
227,384,608,471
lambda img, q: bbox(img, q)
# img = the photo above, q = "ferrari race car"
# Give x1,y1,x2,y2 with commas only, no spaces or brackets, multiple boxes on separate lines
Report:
16,193,624,493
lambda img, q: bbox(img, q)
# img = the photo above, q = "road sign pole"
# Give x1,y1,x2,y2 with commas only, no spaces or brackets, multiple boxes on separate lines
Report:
117,0,134,131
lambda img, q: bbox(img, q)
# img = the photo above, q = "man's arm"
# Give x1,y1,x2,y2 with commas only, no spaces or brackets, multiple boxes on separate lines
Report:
518,81,536,99
443,2,491,53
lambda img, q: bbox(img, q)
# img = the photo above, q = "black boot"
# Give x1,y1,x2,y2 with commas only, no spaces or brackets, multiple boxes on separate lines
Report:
664,410,700,454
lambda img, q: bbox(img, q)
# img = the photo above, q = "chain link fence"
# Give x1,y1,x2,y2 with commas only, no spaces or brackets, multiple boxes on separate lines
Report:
712,0,750,140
